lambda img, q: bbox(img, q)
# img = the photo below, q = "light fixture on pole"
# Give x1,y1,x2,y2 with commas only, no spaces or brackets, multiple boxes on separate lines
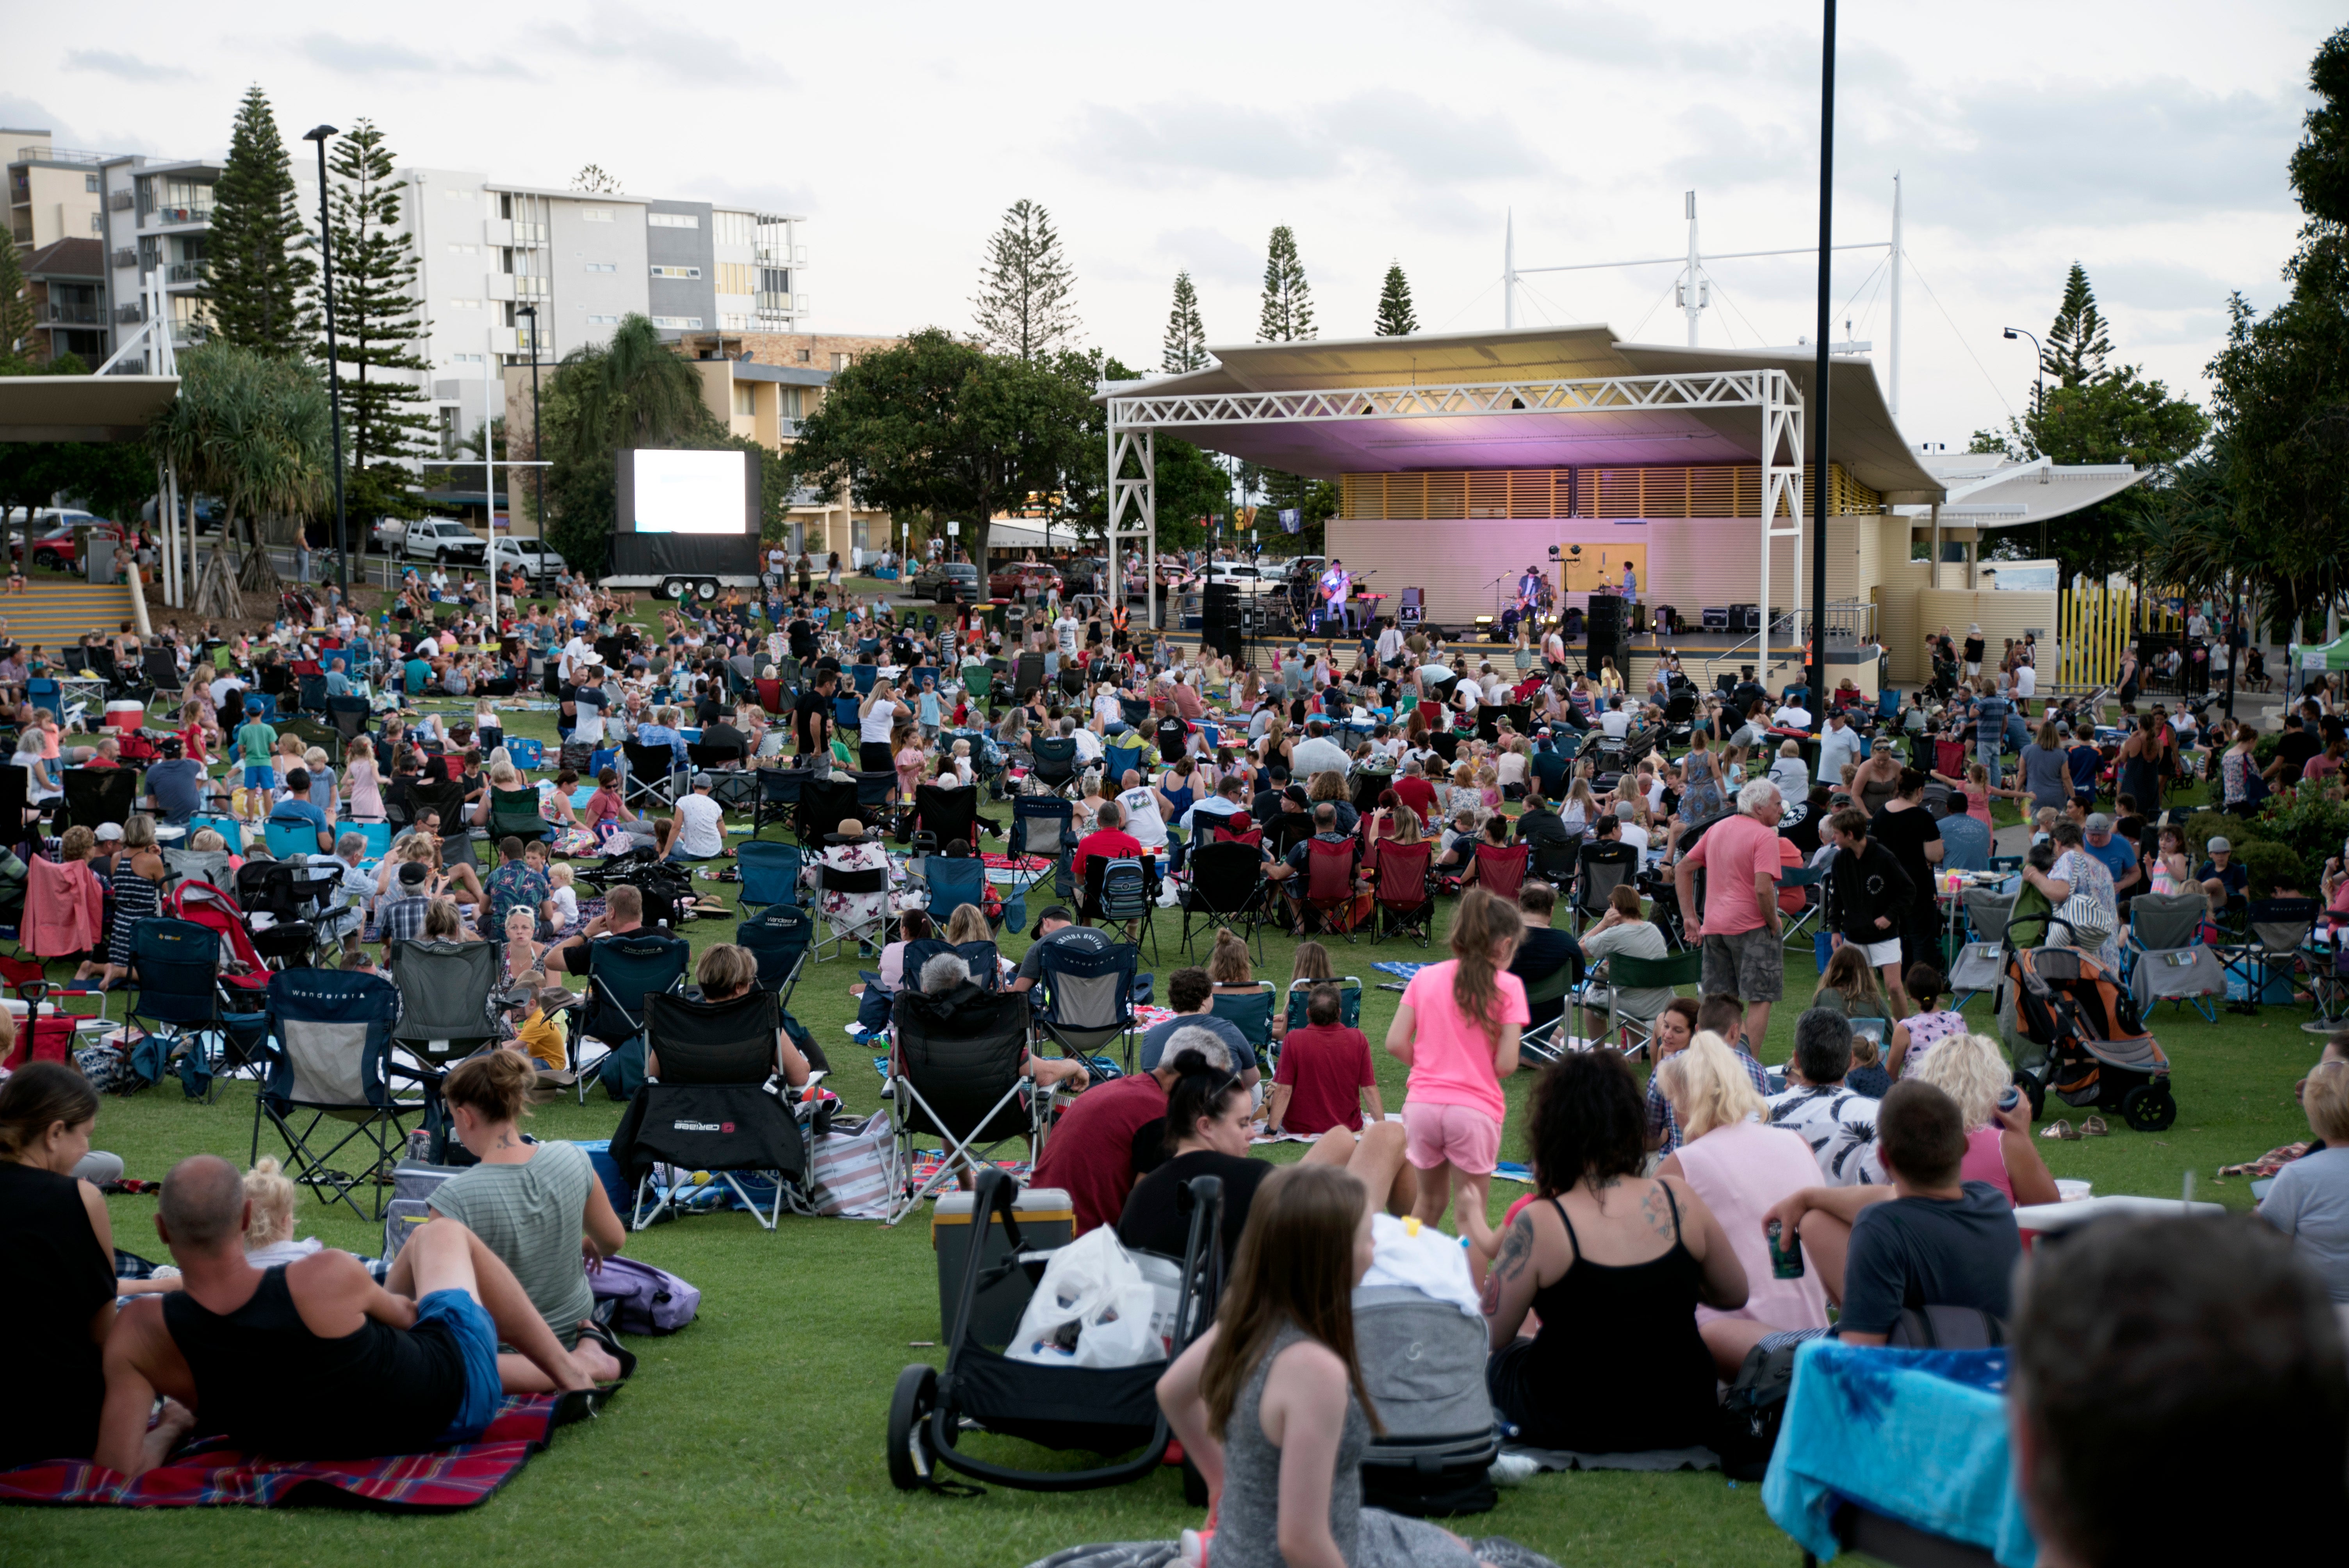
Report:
516,303,544,554
303,124,348,601
2001,328,2048,557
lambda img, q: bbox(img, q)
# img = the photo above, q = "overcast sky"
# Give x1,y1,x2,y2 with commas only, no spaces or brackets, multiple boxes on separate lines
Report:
7,1,2334,447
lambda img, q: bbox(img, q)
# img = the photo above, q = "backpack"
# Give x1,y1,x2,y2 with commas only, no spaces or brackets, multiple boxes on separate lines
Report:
589,1254,701,1334
1715,1338,1801,1482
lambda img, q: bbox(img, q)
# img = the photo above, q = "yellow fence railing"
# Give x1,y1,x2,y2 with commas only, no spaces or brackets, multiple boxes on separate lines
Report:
2058,585,2185,689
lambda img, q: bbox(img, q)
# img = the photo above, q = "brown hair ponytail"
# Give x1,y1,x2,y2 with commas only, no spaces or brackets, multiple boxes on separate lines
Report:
1448,887,1524,1053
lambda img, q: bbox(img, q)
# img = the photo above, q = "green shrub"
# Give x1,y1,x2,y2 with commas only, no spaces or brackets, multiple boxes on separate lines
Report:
2176,809,2256,857
2254,731,2282,769
2249,780,2349,870
2239,839,2311,898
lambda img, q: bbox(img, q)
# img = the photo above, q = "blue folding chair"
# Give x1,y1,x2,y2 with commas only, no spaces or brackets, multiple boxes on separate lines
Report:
244,692,278,723
919,855,991,929
738,903,814,1011
263,819,328,860
1210,983,1276,1072
1103,743,1146,784
185,813,246,853
1033,938,1141,1071
833,693,862,731
576,930,693,1103
125,916,240,1099
736,839,806,914
251,969,412,1221
344,821,393,861
850,664,878,696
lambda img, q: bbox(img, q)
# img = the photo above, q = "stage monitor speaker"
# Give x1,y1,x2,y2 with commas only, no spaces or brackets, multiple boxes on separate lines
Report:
1585,594,1624,666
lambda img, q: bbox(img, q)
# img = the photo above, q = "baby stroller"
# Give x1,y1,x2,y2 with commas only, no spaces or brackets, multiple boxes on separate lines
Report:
1354,1285,1503,1517
886,1167,1223,1494
2004,930,2176,1132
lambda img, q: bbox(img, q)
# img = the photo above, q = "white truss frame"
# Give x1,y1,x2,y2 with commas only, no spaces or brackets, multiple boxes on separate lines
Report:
1107,370,1806,653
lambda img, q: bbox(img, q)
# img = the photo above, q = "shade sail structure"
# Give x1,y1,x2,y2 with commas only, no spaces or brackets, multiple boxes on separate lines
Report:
0,374,178,443
1101,325,1944,502
1904,453,2147,532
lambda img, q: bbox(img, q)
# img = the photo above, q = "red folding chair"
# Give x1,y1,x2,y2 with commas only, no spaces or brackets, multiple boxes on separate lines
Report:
1303,836,1369,942
1369,838,1436,947
1472,842,1529,902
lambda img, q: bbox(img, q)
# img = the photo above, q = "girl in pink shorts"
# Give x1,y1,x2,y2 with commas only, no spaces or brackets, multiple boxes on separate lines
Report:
1387,887,1527,1233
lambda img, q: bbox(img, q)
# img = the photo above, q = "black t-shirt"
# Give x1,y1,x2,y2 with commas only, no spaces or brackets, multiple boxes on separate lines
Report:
794,688,834,752
787,619,817,659
2278,729,2321,776
0,1161,114,1468
1117,1148,1273,1268
701,721,748,760
1779,804,1822,859
1838,1182,2022,1335
1510,925,1583,1026
1868,804,1941,923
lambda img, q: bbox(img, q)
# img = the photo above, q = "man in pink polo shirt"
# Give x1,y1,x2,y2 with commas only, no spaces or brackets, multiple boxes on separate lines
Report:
1673,777,1788,1049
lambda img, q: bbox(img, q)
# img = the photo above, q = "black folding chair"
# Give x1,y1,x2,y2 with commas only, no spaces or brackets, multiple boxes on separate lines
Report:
1180,839,1268,964
909,782,990,854
608,989,808,1230
251,968,415,1222
574,929,693,1102
386,937,507,1151
752,763,810,839
61,766,137,837
884,982,1046,1222
1032,938,1141,1071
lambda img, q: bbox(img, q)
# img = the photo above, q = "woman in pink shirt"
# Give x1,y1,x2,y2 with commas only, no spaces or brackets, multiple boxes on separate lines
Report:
1386,888,1527,1232
1907,1032,2058,1206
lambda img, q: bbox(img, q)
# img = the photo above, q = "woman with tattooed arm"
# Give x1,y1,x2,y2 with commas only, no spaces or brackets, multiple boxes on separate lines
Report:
1465,1050,1745,1454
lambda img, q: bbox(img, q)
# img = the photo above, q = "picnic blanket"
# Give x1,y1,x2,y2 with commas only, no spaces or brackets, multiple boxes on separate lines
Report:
1762,1340,2035,1568
0,1394,572,1511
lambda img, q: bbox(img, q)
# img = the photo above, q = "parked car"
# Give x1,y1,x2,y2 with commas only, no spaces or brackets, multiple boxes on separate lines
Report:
487,538,564,581
989,563,1061,598
403,517,488,566
369,517,409,553
912,561,980,604
8,513,123,570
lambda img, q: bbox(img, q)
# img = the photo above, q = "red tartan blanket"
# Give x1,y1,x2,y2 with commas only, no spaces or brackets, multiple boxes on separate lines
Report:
0,1395,561,1510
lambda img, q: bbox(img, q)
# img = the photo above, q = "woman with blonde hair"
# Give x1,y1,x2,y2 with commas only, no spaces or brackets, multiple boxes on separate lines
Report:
1896,1032,2060,1205
1656,1030,1830,1374
653,943,815,1087
1207,927,1257,994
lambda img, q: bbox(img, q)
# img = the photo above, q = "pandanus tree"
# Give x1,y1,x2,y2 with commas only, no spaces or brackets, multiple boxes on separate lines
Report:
151,342,330,615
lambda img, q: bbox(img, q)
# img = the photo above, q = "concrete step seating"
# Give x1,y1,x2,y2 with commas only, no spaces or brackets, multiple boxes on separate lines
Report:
2,583,136,651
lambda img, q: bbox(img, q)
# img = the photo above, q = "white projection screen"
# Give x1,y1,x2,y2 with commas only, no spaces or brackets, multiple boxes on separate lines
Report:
627,449,752,535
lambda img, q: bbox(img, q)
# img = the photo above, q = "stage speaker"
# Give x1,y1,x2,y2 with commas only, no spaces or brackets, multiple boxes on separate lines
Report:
1203,583,1243,657
1585,594,1624,666
1398,587,1424,627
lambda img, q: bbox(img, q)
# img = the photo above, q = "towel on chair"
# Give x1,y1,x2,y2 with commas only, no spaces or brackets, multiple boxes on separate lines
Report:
25,856,104,959
0,1394,568,1510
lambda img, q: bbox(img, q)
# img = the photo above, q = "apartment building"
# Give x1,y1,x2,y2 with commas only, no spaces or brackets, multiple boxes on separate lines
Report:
19,238,108,363
6,130,107,250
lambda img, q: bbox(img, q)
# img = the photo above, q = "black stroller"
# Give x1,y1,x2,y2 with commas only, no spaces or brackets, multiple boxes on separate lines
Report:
2004,926,2176,1132
887,1167,1223,1494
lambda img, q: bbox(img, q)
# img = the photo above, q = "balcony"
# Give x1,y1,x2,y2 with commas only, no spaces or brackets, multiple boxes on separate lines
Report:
165,260,205,284
113,303,144,324
110,191,132,210
16,144,107,165
110,247,137,269
43,302,103,325
150,204,210,225
777,419,802,439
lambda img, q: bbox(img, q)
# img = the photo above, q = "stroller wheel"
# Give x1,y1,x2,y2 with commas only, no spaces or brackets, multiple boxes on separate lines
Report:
886,1363,939,1490
2121,1083,2177,1134
2012,1068,2047,1124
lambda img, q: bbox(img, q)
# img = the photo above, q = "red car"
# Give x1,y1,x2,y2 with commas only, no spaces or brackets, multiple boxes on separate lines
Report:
989,564,1062,597
11,522,123,570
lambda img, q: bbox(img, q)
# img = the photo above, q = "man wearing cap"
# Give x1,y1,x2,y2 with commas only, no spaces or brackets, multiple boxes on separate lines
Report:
1816,707,1862,786
2081,813,2144,902
377,860,435,952
667,774,728,863
2198,837,2248,909
1009,906,1116,995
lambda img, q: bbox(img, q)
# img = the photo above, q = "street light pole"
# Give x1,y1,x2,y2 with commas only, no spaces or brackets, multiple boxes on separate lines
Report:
2000,326,2049,560
1807,0,1836,730
517,303,543,550
303,125,348,602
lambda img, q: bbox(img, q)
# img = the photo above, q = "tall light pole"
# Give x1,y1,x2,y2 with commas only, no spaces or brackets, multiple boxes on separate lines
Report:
516,303,543,551
2002,327,2049,558
303,125,348,602
1807,0,1836,728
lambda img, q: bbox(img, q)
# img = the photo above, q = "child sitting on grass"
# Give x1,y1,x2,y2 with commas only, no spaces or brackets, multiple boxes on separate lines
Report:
547,863,578,933
1268,982,1381,1137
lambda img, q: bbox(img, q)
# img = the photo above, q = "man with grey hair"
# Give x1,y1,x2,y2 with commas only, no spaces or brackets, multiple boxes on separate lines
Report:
1674,776,1788,1051
97,1154,596,1477
1290,717,1351,780
918,951,972,995
320,830,375,943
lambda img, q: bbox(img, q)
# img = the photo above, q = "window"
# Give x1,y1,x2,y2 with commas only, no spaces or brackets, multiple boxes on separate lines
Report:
731,383,756,417
85,173,100,192
831,353,851,371
585,313,620,325
651,265,701,280
713,210,754,246
796,348,812,363
447,188,474,201
650,316,703,330
580,207,613,223
451,352,485,363
722,312,753,331
647,212,699,228
583,261,616,273
782,387,804,419
88,211,102,233
499,192,513,219
447,243,478,255
717,262,754,295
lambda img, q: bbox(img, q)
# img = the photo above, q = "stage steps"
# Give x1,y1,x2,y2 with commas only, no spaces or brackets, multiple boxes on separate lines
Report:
1,582,136,652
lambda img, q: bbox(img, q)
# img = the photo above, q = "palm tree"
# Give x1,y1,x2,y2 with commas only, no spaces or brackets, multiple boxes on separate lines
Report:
150,342,330,615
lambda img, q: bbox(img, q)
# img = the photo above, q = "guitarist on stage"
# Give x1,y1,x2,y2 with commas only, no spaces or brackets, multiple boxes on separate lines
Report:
1516,563,1547,617
1316,558,1352,630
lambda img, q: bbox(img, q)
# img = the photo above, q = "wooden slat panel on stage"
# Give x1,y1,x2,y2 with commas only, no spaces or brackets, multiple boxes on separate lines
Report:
1338,463,1882,522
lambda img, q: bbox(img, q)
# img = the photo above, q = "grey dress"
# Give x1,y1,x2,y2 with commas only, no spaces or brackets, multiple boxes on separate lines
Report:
1213,1324,1478,1568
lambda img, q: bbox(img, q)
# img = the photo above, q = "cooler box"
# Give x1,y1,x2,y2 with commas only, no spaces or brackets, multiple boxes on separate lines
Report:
104,700,145,732
931,1185,1073,1343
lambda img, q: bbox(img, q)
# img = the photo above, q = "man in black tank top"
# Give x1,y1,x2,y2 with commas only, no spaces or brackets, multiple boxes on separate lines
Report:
97,1155,596,1477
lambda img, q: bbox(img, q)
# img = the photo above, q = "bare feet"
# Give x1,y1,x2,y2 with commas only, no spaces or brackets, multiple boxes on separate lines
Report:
142,1397,199,1470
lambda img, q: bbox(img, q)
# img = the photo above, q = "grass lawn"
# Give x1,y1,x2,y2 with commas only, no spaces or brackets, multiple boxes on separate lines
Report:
8,633,2326,1566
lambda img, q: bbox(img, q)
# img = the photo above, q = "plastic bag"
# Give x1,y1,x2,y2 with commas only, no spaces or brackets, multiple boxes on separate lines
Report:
1005,1224,1166,1368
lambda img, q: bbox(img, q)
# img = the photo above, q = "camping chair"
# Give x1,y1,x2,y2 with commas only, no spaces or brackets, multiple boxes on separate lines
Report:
1085,855,1159,962
1210,982,1276,1071
1470,842,1529,902
735,838,805,914
813,850,891,962
610,989,808,1231
738,902,814,1010
123,916,247,1099
1032,938,1141,1072
251,968,415,1222
61,766,137,837
574,929,693,1103
1009,794,1076,903
1776,862,1827,952
1103,741,1147,785
263,820,331,860
162,846,234,892
1949,887,2018,1009
326,695,370,745
1028,736,1080,796
796,774,866,843
884,982,1045,1223
2223,898,2322,1015
1180,839,1269,964
622,740,684,812
1530,835,1582,890
1517,958,1589,1067
752,763,809,839
909,782,989,855
1572,841,1640,932
916,853,991,930
386,937,506,1151
236,860,342,970
487,787,549,843
2124,891,2224,1022
1594,948,1700,1057
1300,835,1368,942
1367,837,1436,946
1281,976,1365,1033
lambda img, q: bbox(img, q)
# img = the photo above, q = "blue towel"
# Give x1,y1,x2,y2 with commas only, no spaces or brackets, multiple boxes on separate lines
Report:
1763,1340,2036,1567
1370,961,1432,981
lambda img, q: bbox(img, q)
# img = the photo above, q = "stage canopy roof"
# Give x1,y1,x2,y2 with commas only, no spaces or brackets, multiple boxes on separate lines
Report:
1101,325,1945,503
0,374,178,443
1901,453,2147,531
